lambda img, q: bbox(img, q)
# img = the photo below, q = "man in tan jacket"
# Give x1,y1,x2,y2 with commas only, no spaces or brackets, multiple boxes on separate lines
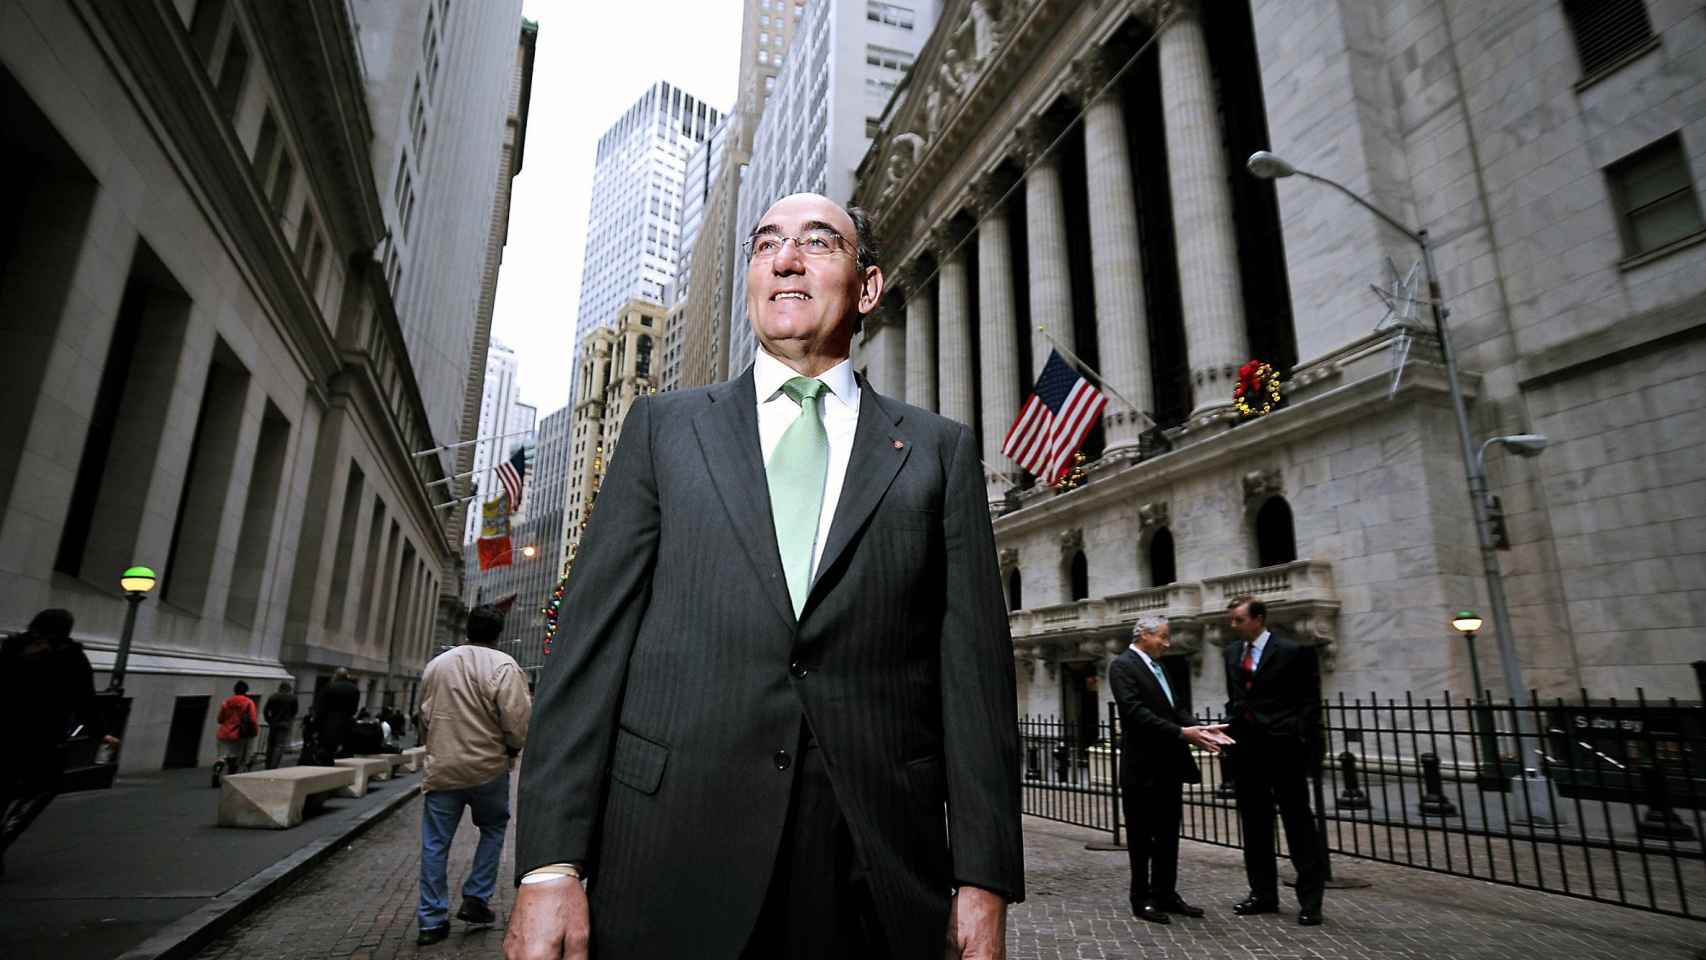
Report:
416,604,532,947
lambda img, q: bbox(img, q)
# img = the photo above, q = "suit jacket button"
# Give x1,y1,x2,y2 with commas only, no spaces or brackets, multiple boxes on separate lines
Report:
773,749,791,771
790,661,808,678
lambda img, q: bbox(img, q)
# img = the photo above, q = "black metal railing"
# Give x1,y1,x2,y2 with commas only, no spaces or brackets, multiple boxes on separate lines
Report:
1019,689,1706,921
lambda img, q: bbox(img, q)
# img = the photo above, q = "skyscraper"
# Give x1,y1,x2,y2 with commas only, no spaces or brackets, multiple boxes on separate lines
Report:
569,82,721,401
461,341,533,546
672,1,814,390
726,0,940,373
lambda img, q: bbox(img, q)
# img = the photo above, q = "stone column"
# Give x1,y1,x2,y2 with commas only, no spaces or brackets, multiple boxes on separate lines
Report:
932,223,976,431
1158,0,1248,414
903,266,938,411
1015,118,1074,373
973,176,1020,507
1072,50,1152,450
861,304,906,401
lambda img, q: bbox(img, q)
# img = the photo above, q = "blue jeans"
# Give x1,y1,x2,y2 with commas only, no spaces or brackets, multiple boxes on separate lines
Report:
418,771,510,929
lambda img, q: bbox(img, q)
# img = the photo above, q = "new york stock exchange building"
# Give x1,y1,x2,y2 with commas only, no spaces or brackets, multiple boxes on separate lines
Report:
848,0,1706,734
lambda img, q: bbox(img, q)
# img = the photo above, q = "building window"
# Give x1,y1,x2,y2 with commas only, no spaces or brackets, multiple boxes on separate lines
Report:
866,0,914,30
1561,0,1655,80
1005,568,1022,612
1254,497,1296,568
1607,133,1706,259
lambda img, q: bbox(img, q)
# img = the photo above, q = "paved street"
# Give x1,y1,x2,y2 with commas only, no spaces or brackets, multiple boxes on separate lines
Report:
187,784,1705,960
0,764,420,960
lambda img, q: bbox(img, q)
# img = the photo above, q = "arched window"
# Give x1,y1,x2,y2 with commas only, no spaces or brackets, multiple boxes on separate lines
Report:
1006,568,1022,612
1068,551,1088,601
1147,528,1176,587
1255,496,1296,567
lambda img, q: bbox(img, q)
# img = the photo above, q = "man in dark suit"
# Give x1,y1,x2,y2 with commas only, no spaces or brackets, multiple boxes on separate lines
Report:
507,193,1024,960
1109,615,1231,924
1222,597,1326,926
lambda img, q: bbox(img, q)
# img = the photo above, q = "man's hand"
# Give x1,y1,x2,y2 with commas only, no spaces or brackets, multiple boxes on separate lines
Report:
943,885,1006,959
1182,724,1234,754
504,878,590,960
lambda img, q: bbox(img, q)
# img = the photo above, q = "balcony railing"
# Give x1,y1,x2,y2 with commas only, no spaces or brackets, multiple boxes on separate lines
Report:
1008,563,1333,649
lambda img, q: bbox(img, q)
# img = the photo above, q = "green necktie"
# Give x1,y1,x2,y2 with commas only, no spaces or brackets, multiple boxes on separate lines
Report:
768,377,829,616
1150,660,1175,707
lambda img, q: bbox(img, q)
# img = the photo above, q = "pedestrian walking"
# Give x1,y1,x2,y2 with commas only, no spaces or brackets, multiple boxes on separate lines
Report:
262,681,299,769
309,668,360,764
214,682,259,785
0,608,109,879
1223,596,1328,926
1109,615,1232,925
416,603,531,946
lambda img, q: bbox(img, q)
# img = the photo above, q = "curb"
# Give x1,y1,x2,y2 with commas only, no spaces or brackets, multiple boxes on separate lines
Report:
113,776,424,960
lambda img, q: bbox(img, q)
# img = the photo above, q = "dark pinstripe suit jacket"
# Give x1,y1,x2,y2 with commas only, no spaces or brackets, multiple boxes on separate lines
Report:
516,366,1025,957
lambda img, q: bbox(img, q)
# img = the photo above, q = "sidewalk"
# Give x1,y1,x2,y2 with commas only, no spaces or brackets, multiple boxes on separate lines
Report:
188,791,1706,960
0,762,421,960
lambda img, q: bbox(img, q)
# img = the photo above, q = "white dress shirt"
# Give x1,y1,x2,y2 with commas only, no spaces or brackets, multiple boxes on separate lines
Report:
1130,645,1175,707
1245,629,1271,670
754,349,860,585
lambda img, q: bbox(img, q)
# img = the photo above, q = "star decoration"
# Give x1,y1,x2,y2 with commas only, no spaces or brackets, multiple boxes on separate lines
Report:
1371,257,1425,332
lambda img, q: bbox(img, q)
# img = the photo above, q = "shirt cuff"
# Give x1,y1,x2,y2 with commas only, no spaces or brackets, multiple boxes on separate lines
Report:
520,863,584,885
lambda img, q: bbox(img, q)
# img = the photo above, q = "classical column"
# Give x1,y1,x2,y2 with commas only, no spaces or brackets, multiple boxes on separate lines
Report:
862,303,906,400
932,223,976,430
973,176,1020,507
903,265,938,411
1072,50,1152,451
1015,118,1074,373
1158,0,1249,414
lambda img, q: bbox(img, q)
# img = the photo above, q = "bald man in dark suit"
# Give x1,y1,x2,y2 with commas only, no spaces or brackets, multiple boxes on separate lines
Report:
507,194,1024,960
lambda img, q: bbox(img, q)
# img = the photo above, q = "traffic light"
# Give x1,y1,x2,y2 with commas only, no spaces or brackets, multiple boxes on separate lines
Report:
1485,495,1510,550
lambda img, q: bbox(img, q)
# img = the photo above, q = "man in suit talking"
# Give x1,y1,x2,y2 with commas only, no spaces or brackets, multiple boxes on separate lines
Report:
1223,596,1327,926
506,193,1024,960
1108,615,1230,925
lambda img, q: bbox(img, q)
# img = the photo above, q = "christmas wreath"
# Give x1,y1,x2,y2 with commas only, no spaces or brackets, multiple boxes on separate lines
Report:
1233,360,1283,418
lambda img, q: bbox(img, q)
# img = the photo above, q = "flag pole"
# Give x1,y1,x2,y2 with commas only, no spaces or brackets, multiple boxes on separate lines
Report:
1034,325,1156,428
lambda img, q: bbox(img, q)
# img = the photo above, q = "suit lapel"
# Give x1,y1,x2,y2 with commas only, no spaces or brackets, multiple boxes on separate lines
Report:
806,378,910,613
692,368,796,632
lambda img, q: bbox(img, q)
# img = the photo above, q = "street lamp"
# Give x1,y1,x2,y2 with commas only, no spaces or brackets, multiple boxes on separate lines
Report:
111,565,156,693
1249,150,1557,807
1450,610,1485,701
520,544,538,559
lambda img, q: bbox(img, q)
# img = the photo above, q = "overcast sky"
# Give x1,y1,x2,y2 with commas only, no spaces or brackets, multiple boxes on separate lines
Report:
490,0,743,417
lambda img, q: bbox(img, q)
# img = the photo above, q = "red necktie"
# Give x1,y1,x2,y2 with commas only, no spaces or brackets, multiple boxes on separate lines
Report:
1241,642,1255,689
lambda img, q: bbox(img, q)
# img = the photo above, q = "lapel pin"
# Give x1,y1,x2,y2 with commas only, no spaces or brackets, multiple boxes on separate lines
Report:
892,439,905,450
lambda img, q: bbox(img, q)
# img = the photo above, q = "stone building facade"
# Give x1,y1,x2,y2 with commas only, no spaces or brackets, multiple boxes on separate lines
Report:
563,300,670,562
851,0,1706,736
0,0,525,772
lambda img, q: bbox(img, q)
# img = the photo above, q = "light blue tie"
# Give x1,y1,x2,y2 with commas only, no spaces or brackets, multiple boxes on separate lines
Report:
1150,661,1175,707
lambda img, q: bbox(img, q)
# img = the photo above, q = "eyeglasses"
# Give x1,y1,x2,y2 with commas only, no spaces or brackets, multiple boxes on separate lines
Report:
743,228,852,262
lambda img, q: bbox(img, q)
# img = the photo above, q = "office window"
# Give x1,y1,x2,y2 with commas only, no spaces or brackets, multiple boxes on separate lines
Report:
866,1,914,30
1607,133,1705,258
1561,0,1654,79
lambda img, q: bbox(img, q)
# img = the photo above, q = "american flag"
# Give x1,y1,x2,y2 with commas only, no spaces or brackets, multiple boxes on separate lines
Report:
1002,350,1107,484
496,445,527,510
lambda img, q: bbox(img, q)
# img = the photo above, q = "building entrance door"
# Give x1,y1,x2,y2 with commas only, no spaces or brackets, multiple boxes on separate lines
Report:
162,695,210,768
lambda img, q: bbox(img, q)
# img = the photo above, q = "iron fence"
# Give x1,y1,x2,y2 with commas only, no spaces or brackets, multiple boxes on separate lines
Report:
1018,689,1706,921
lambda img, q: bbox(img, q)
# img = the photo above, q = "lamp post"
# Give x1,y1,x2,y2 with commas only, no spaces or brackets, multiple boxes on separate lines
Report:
1450,610,1485,701
112,565,157,693
1248,152,1557,809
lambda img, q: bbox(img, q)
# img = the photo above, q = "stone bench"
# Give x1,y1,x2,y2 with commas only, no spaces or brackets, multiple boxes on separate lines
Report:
400,746,426,773
356,753,409,778
218,766,356,829
334,756,394,797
